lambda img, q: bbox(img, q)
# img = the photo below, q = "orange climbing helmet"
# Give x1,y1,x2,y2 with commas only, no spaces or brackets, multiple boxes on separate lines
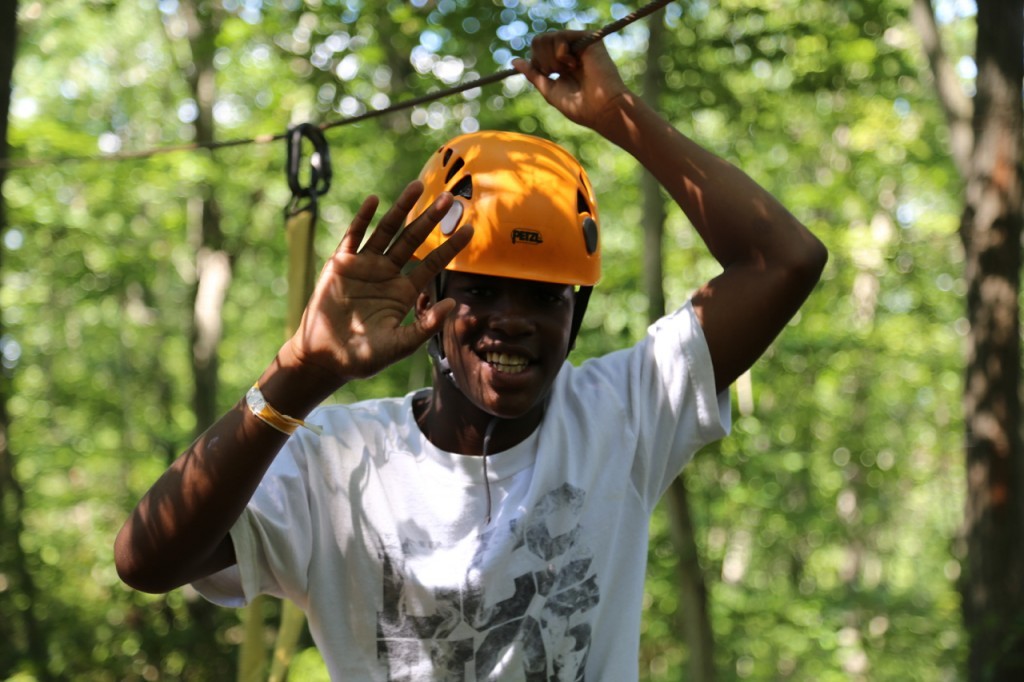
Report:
408,130,601,286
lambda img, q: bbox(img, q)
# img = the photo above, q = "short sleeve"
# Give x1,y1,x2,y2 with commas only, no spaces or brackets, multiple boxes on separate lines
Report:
639,302,730,492
572,301,730,510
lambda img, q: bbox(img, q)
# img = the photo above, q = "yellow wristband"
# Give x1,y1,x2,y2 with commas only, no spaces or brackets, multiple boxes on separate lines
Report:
245,383,323,436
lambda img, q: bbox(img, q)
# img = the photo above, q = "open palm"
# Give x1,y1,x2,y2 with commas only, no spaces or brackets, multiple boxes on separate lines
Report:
287,181,472,383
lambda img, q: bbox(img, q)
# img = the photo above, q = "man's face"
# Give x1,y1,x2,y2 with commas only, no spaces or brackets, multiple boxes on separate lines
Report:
432,271,575,420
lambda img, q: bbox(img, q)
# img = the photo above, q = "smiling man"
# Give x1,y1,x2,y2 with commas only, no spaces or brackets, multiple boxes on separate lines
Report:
407,129,600,464
115,30,826,680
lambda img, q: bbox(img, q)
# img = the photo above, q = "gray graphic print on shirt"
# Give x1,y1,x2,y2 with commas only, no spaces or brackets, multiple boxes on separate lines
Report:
376,482,599,681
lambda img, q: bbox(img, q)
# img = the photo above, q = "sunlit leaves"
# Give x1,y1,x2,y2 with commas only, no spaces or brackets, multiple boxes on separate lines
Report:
3,0,969,679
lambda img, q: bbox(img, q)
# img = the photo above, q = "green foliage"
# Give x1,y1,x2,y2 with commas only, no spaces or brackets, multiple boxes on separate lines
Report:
2,0,968,679
287,647,330,681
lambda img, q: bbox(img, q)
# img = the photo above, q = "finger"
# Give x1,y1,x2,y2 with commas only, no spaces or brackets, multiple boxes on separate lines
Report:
553,34,579,71
361,181,425,254
531,30,590,73
573,35,618,74
385,191,454,266
337,195,380,254
529,32,558,76
407,224,474,291
513,57,544,86
411,297,456,339
560,30,593,53
513,57,557,100
375,297,457,368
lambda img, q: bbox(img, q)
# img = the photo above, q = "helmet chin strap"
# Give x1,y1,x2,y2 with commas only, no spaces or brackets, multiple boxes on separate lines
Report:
568,285,592,351
427,271,494,526
428,272,458,388
427,308,496,524
427,335,457,387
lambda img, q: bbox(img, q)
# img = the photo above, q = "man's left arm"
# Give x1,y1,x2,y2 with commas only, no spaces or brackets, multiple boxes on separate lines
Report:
516,32,827,391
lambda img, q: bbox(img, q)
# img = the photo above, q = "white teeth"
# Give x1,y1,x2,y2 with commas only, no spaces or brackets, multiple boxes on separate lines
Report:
485,352,529,374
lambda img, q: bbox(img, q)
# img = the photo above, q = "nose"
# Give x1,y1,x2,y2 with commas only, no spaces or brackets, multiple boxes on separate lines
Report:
487,291,536,337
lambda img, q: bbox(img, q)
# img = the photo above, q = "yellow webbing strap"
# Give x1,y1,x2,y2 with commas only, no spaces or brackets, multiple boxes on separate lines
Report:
285,206,317,335
238,123,328,682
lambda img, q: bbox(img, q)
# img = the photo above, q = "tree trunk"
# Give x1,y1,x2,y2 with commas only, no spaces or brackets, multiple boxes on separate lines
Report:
640,14,716,681
960,1,1024,677
0,4,51,679
912,1,1024,674
664,478,716,680
173,0,232,437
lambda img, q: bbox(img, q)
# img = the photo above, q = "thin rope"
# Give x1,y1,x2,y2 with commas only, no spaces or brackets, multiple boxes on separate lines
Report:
1,0,672,171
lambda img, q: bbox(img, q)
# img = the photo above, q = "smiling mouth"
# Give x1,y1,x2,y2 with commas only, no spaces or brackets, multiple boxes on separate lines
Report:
484,351,530,374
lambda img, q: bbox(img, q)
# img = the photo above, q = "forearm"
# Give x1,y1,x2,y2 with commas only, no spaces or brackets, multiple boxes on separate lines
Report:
593,92,824,271
114,347,341,593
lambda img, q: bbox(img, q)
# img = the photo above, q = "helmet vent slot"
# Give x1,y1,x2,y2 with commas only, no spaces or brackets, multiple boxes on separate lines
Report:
442,148,453,165
450,175,473,199
445,157,465,183
577,189,591,215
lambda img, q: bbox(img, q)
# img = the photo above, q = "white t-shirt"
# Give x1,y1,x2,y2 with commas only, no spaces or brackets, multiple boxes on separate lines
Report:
196,302,730,681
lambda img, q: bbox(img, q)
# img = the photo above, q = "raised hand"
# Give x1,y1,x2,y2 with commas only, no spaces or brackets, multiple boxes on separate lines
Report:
512,30,630,133
284,180,473,384
115,184,472,596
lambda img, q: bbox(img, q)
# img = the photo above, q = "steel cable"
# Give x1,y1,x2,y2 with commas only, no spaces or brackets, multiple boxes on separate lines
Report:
2,0,673,170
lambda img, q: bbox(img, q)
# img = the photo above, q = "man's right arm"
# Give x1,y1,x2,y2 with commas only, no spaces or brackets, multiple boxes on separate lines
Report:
113,355,335,593
114,183,471,593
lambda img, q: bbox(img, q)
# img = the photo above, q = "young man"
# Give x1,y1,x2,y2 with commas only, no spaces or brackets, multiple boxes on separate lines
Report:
115,31,826,679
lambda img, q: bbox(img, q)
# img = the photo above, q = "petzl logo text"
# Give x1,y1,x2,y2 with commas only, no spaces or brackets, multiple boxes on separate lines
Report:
511,229,543,245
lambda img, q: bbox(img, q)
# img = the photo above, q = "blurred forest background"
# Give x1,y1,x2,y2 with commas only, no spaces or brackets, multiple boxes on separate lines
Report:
1,0,1020,680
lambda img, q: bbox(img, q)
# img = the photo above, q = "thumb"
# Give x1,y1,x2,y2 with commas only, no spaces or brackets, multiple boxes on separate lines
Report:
384,299,455,368
409,297,456,343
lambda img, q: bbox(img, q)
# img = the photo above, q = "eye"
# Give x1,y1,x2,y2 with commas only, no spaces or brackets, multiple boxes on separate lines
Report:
533,285,570,305
538,292,561,304
464,285,496,299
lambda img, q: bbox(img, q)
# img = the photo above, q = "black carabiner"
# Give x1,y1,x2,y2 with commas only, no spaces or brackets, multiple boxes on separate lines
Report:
286,123,332,216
